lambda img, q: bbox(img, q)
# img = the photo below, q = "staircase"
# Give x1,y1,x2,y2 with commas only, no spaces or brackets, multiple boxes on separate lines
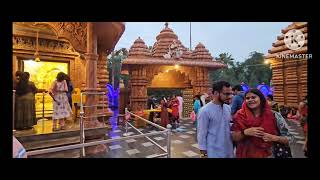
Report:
16,126,111,158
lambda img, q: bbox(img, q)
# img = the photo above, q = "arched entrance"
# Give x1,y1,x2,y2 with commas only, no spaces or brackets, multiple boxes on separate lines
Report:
122,23,227,116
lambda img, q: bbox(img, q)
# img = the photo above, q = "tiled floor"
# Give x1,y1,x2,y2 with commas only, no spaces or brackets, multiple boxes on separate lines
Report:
88,116,307,158
286,119,306,158
86,116,201,158
31,110,303,158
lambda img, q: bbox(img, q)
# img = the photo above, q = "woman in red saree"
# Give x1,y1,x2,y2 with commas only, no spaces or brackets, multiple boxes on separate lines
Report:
231,89,292,158
160,99,169,128
171,95,180,124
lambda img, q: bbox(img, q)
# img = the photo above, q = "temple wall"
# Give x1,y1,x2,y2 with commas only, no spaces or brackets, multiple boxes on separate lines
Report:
271,58,307,107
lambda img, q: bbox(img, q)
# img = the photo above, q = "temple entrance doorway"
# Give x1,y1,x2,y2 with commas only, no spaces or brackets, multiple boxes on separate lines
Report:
22,59,69,119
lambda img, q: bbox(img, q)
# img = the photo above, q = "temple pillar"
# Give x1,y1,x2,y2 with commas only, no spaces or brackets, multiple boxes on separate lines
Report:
82,22,107,156
83,22,101,127
129,66,148,112
96,51,113,120
193,67,203,96
201,68,210,94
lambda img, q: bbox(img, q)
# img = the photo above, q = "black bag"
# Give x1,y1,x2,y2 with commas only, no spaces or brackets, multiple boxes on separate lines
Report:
272,142,293,158
272,112,293,158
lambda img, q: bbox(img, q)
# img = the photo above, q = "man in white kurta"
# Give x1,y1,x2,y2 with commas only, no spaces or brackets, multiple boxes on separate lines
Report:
197,81,234,158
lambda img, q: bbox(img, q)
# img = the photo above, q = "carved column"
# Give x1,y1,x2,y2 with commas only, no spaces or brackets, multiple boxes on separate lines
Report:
83,22,103,128
201,68,210,94
96,51,112,118
130,65,148,112
193,67,202,95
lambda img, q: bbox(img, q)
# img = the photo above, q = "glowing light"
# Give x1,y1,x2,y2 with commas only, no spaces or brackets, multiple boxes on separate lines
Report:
166,70,169,73
264,60,270,64
35,57,40,62
175,64,179,69
24,60,38,67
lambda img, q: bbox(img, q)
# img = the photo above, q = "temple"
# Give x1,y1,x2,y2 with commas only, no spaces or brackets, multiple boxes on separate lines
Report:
13,22,125,156
122,23,226,116
265,22,308,107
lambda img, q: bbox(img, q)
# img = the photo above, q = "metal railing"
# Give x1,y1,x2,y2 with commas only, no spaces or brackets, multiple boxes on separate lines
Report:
35,92,52,133
124,108,171,158
26,99,171,158
79,91,107,157
13,90,16,132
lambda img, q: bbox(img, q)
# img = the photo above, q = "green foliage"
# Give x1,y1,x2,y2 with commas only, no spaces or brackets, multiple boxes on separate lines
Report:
107,48,128,88
209,51,272,88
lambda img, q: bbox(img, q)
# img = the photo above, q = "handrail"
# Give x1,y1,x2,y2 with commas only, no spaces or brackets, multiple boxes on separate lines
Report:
79,91,107,157
81,104,107,108
26,130,167,156
13,90,16,132
24,92,171,158
41,92,45,131
81,92,106,95
146,153,168,158
125,108,171,158
82,114,110,119
126,120,168,153
126,111,167,131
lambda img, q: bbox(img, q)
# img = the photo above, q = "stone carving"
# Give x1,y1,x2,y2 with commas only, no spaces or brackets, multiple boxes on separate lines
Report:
13,36,76,55
163,40,183,59
36,22,87,53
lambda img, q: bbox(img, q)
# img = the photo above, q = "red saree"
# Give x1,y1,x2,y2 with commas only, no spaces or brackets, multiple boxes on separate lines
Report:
232,103,278,158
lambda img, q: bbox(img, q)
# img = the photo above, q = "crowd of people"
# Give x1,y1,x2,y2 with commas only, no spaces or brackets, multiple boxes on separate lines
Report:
195,80,308,158
13,71,308,158
147,94,184,129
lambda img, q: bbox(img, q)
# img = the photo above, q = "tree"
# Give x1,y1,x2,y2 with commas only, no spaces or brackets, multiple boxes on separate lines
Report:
209,53,238,85
208,51,271,88
242,51,271,87
107,48,128,89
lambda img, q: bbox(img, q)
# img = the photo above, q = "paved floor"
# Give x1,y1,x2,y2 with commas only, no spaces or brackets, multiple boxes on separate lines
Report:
15,109,306,158
88,113,306,158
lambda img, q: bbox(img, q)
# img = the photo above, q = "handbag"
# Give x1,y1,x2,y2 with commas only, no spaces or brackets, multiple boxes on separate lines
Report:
272,112,293,158
272,142,292,158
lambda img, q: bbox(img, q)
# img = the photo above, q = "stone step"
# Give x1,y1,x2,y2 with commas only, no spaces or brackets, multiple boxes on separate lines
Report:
17,126,111,151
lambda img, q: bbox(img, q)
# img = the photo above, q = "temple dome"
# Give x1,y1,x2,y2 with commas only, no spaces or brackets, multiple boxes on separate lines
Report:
192,43,213,61
152,22,186,58
128,37,151,57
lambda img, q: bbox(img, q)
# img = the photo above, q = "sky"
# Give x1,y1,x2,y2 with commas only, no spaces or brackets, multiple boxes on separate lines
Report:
115,22,292,62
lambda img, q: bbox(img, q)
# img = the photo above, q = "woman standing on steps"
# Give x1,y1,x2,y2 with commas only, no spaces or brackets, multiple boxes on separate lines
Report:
49,72,72,131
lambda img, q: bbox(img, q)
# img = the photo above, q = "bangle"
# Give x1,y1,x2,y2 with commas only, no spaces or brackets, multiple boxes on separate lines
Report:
277,136,281,142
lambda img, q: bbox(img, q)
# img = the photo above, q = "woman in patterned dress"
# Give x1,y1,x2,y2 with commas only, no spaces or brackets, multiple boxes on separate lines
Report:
49,72,72,131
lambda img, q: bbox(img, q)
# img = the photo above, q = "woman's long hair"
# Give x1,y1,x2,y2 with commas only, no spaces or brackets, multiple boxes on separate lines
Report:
15,72,29,95
56,72,65,82
195,95,203,107
244,88,267,116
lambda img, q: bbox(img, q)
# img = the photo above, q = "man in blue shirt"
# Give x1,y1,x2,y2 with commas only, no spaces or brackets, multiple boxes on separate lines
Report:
197,81,234,158
231,85,245,115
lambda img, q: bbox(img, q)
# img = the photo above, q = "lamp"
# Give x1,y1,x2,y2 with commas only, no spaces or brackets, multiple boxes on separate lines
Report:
34,30,40,62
